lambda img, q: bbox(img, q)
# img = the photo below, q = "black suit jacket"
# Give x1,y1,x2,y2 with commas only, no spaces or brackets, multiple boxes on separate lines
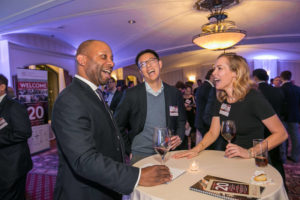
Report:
257,82,286,180
281,82,300,123
194,80,214,134
109,90,123,113
258,82,285,118
51,78,139,200
0,95,32,187
114,82,186,155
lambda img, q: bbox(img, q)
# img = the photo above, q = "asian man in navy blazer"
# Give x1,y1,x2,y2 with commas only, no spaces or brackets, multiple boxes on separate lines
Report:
51,40,171,200
114,49,186,164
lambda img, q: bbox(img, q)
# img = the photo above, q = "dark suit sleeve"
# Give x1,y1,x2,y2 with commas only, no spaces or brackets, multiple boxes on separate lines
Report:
110,91,123,113
202,88,216,126
114,90,132,155
194,87,201,130
0,101,32,148
175,89,186,140
52,94,139,194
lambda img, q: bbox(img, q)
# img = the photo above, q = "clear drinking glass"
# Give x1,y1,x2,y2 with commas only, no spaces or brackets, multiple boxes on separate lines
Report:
221,120,236,144
253,139,268,167
153,127,171,165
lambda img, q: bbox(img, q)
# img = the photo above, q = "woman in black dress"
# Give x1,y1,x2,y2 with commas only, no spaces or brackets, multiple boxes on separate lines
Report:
174,53,288,159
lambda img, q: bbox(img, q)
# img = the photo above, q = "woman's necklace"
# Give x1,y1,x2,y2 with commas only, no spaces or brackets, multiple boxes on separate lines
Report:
227,96,236,103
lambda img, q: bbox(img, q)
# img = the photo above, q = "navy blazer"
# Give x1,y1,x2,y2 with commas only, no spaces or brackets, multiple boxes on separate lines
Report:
258,82,285,117
281,82,300,123
109,90,123,113
0,96,32,187
51,78,139,200
114,82,186,155
194,80,214,134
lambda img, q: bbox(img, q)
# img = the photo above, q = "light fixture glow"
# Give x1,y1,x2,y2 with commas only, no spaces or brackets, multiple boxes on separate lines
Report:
254,55,279,60
193,0,246,50
128,20,136,24
188,75,196,82
193,31,246,50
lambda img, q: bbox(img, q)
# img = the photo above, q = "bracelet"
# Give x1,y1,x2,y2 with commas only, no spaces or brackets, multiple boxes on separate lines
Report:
248,148,254,158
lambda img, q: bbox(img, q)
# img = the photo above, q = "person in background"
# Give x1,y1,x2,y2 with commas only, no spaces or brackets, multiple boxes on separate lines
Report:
193,79,202,95
0,74,32,200
116,80,127,92
175,81,186,95
185,81,194,89
128,81,134,88
7,86,16,99
252,68,287,186
194,69,214,139
183,84,196,149
173,53,288,160
115,49,186,164
280,70,300,163
273,76,282,88
51,40,171,200
195,69,225,149
105,77,123,113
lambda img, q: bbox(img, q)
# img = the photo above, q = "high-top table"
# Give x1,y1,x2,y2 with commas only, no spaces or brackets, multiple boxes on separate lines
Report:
131,150,288,200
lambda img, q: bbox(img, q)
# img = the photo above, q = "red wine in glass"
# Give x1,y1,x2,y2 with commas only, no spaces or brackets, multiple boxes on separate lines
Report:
153,127,170,165
221,120,236,143
154,147,168,157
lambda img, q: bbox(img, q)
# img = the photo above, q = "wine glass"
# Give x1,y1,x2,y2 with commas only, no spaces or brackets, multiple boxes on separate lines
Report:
153,127,171,165
221,120,236,144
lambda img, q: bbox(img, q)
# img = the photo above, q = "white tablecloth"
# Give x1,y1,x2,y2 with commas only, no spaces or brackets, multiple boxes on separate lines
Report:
131,150,288,200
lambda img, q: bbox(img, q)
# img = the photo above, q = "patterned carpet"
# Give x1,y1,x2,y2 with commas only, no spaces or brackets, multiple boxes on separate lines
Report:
285,160,300,200
26,144,300,200
26,148,58,200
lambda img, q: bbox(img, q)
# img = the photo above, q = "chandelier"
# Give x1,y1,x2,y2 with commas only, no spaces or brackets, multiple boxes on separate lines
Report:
193,0,246,50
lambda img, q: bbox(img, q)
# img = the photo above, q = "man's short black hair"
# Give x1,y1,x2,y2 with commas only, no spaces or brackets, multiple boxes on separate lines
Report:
175,81,186,90
280,70,292,81
109,77,116,82
205,69,214,80
0,74,8,93
135,49,160,67
252,68,269,81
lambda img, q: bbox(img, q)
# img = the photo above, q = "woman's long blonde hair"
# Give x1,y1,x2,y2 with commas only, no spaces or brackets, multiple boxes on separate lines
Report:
216,53,256,102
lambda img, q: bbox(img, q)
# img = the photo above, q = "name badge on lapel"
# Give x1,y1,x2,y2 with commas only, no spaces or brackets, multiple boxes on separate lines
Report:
169,106,178,116
219,103,231,117
0,117,8,130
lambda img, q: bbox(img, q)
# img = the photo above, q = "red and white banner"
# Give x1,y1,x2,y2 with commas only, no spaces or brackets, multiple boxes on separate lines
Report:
17,69,50,154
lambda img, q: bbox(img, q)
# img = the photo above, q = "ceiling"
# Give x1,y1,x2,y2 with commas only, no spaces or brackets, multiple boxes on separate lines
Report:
1,0,300,72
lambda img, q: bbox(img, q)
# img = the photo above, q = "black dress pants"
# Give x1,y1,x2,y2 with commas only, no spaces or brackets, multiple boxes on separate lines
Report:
0,175,27,200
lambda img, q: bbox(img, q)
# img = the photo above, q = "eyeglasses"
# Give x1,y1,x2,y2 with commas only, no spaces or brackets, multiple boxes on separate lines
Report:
138,58,158,69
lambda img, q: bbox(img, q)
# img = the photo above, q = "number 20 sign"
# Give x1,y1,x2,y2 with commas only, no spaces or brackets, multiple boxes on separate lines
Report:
27,104,44,120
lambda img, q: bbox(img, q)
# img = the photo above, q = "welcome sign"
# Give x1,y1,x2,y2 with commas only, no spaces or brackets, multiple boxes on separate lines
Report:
17,69,50,154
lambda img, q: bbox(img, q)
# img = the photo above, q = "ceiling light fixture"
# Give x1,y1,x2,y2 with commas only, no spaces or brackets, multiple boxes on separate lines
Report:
128,20,136,24
193,0,246,50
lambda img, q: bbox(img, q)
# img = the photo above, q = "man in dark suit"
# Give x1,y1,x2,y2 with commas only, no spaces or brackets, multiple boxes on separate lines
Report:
0,74,32,200
51,40,171,200
194,69,215,138
280,70,300,163
194,69,225,150
114,49,186,164
105,77,123,113
252,69,287,185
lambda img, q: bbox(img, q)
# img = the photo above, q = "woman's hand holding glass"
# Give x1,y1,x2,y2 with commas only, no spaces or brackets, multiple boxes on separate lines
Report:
225,143,249,158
